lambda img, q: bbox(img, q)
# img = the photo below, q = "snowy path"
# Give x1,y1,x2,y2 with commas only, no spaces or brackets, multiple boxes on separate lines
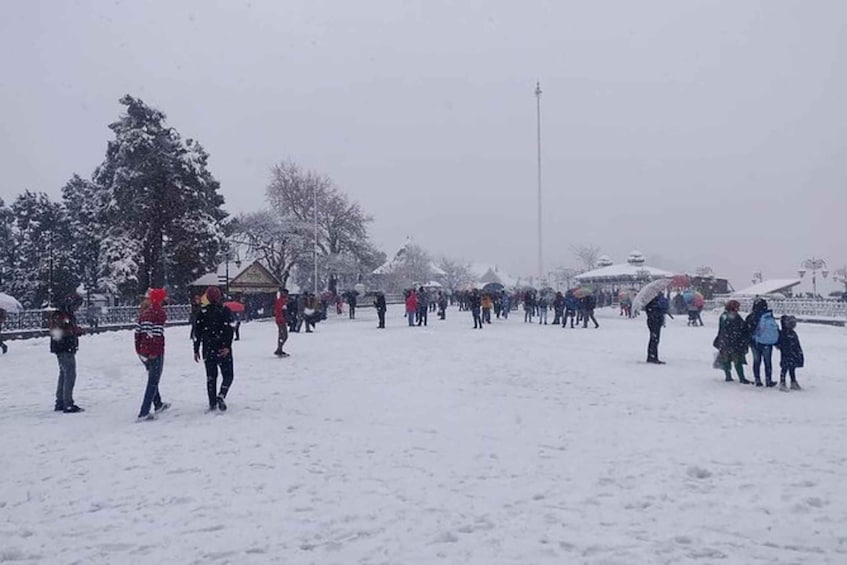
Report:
2,308,846,564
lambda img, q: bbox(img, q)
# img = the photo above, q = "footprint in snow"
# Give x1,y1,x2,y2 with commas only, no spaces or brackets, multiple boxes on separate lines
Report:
686,466,712,479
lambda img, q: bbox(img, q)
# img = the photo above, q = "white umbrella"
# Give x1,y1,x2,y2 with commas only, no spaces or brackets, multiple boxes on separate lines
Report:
632,278,672,312
424,280,443,288
0,292,24,313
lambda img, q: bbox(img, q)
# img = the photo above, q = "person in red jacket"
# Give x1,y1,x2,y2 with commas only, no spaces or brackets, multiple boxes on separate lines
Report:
273,287,290,357
135,288,170,420
405,289,418,327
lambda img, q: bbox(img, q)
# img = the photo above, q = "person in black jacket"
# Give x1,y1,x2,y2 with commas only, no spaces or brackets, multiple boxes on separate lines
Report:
0,307,7,354
645,293,671,364
374,291,387,329
193,286,235,412
581,294,599,329
469,289,483,329
713,300,750,383
50,293,85,412
777,315,804,391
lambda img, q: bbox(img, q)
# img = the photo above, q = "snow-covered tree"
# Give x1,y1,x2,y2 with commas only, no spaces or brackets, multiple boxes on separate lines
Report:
266,160,382,291
61,174,103,301
233,211,306,289
571,244,602,272
436,257,475,291
7,191,78,307
0,198,14,291
91,95,227,297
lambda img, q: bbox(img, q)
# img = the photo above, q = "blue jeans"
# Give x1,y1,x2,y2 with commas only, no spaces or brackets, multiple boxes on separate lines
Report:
55,352,77,407
139,355,164,417
407,311,415,326
751,343,773,381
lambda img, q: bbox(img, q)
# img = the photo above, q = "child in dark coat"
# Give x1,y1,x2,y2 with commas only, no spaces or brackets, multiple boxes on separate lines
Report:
777,315,804,391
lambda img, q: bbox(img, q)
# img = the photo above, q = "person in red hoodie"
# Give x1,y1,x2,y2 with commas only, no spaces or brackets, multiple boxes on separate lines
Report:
135,288,170,421
273,287,290,357
405,289,418,327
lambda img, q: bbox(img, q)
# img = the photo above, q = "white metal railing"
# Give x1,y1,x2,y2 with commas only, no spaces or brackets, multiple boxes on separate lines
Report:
706,297,847,321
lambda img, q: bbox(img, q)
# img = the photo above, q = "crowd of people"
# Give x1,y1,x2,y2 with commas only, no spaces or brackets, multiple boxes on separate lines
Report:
20,279,808,421
713,298,804,391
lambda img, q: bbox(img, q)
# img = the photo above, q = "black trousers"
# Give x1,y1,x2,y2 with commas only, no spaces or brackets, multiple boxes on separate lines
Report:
377,309,386,328
418,307,428,326
204,351,234,407
647,320,662,361
472,307,482,328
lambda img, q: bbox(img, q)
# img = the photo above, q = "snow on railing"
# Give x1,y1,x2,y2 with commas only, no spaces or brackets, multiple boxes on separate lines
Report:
705,297,847,323
2,304,192,333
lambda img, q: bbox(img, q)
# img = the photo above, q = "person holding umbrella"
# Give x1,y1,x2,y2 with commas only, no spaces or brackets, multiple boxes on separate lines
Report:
223,298,245,341
644,293,672,364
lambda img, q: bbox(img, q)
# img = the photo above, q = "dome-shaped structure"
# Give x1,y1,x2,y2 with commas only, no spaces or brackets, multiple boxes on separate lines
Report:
596,255,614,268
626,250,646,266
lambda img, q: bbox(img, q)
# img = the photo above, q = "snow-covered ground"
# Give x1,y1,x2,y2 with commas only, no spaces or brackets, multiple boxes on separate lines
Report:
2,308,846,564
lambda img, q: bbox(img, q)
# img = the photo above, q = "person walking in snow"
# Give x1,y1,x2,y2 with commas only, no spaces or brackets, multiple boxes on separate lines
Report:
50,292,85,413
437,292,448,320
347,290,358,320
644,293,671,364
405,289,418,327
713,300,750,383
552,292,564,325
777,315,804,391
746,298,779,387
189,293,203,341
135,288,170,420
563,291,578,328
193,286,236,412
469,288,483,329
523,292,535,323
374,291,387,329
500,291,510,320
581,294,599,329
273,288,290,357
481,293,493,324
0,308,7,354
417,286,429,326
538,294,549,325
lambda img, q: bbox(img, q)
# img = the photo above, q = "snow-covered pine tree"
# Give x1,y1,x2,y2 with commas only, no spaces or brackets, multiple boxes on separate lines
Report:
8,191,78,308
61,174,103,302
0,198,15,291
92,95,227,298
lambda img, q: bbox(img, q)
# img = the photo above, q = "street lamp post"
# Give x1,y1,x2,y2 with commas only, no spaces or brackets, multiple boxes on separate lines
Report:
834,266,847,293
798,257,828,298
535,81,543,281
314,179,319,294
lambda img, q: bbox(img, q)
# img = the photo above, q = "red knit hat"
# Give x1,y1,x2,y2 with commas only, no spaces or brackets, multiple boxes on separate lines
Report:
148,288,167,305
205,286,222,304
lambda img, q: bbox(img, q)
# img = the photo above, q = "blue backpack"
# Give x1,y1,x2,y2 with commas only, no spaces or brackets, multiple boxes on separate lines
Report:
755,312,779,345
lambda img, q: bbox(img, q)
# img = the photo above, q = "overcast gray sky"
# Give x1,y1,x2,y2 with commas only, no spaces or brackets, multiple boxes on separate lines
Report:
1,0,845,292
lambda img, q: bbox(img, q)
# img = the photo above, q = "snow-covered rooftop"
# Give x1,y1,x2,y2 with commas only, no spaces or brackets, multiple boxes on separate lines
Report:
732,279,802,297
574,263,673,283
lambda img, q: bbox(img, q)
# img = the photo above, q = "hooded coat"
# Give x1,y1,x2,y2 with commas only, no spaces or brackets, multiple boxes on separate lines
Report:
714,311,748,363
777,317,804,369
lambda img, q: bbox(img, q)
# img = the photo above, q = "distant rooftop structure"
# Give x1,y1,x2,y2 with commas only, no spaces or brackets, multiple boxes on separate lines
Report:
732,279,802,297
